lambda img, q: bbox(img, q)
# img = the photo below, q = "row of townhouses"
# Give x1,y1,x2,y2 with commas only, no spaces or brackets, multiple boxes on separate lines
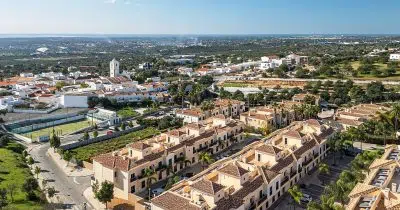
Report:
334,103,390,130
347,145,400,210
92,116,245,204
176,99,246,124
148,119,335,210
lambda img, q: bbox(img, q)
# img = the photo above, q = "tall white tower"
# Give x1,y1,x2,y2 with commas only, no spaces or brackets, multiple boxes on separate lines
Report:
110,58,120,77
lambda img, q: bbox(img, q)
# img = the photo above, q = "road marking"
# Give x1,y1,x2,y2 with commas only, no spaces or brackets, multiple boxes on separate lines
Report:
73,177,80,185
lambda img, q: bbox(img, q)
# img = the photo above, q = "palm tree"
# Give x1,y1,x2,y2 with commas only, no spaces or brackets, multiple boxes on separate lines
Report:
201,101,215,118
391,103,400,135
34,166,41,179
318,163,330,185
328,134,341,166
272,102,278,128
199,152,214,170
288,185,303,210
143,168,157,199
164,176,180,190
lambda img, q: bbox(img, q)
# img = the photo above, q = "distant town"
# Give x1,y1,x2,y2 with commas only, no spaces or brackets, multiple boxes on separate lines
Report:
0,35,400,210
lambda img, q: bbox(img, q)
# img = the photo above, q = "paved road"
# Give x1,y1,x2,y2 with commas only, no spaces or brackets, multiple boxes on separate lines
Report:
29,143,93,210
214,76,400,85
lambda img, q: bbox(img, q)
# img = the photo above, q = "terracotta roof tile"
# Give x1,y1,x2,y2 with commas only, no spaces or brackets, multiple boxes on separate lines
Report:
218,162,249,178
191,179,225,195
256,144,282,155
271,154,295,172
151,192,201,210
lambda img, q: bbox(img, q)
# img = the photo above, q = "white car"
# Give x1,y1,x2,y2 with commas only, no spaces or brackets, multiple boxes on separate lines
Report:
152,188,164,196
301,194,312,203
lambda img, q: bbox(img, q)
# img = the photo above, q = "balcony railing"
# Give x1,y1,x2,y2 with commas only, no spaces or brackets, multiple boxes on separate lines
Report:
257,194,268,206
313,153,320,159
197,146,208,152
304,158,313,166
281,176,289,185
290,170,297,178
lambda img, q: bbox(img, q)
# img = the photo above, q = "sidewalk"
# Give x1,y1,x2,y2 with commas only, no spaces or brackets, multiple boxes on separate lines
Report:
28,155,78,209
83,187,106,210
47,148,93,177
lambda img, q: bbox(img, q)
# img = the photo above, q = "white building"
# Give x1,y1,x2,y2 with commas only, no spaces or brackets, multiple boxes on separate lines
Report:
110,58,120,78
60,94,89,108
20,72,34,78
389,54,400,61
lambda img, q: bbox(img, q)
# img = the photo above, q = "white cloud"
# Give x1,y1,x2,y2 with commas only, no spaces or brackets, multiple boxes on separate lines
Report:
104,0,117,4
124,0,131,5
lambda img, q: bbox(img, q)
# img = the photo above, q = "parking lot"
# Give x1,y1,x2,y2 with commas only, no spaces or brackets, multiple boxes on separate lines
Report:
270,153,354,210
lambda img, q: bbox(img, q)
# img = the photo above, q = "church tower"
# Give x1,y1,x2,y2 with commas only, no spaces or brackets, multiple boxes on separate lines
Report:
110,58,119,77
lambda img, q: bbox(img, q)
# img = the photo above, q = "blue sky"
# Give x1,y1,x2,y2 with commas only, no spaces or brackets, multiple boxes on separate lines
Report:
0,0,399,34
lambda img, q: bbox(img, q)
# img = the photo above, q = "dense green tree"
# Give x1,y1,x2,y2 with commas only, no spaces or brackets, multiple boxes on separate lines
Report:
95,181,114,209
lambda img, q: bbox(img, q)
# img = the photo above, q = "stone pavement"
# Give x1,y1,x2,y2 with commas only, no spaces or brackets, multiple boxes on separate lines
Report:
83,187,106,210
47,148,93,177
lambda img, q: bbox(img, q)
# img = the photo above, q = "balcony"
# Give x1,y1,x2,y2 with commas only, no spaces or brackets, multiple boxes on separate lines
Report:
281,176,289,185
197,146,208,152
130,176,137,182
290,170,297,178
257,194,268,206
313,153,320,159
304,158,313,166
156,164,167,171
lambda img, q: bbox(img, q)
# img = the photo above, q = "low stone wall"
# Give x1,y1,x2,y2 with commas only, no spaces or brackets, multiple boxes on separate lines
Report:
83,161,93,170
13,106,59,114
60,125,145,150
12,115,85,134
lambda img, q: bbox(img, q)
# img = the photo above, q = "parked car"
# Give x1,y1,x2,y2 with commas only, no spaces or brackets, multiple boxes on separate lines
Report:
185,173,194,177
107,130,113,135
300,193,312,204
152,188,164,196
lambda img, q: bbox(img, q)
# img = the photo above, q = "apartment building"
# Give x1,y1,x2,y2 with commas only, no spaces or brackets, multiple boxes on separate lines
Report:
240,103,299,129
150,119,335,210
92,116,245,203
335,104,390,130
347,145,400,210
176,99,246,124
292,93,321,105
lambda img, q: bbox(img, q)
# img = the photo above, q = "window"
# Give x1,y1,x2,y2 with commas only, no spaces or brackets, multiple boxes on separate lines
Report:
131,186,135,193
114,171,117,178
258,154,261,161
130,173,136,182
169,159,173,165
192,157,195,163
269,187,272,196
285,138,288,145
276,182,279,190
259,190,263,198
141,181,145,188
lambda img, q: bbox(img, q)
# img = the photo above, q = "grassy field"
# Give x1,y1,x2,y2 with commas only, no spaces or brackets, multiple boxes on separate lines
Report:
117,107,140,118
347,61,400,80
24,119,96,140
70,127,159,162
0,144,43,210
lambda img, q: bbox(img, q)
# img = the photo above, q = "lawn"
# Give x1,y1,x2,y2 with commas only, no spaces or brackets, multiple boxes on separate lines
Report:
24,119,96,140
117,107,140,119
70,127,160,162
0,144,43,210
347,61,400,80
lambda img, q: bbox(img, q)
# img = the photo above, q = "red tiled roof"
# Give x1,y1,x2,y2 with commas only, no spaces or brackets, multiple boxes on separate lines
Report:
191,179,225,195
218,162,249,178
256,144,282,155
